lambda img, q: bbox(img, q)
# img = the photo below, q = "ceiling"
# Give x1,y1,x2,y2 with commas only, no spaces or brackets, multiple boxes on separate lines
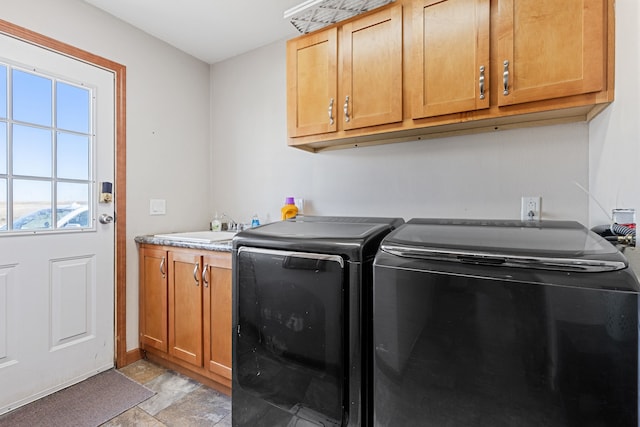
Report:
83,0,304,64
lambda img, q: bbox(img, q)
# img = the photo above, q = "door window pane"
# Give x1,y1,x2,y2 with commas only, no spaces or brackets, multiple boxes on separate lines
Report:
0,65,6,119
12,179,52,230
12,69,52,126
57,182,90,228
13,124,52,177
57,132,89,180
0,178,6,230
56,82,90,133
0,122,6,174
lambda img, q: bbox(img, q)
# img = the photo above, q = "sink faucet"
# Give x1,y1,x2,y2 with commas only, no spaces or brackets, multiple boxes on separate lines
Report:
222,213,237,231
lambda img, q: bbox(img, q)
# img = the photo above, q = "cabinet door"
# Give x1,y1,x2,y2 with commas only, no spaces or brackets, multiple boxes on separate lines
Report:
203,253,232,381
168,251,203,367
497,0,604,106
412,0,490,118
287,27,338,137
139,247,168,352
342,4,403,130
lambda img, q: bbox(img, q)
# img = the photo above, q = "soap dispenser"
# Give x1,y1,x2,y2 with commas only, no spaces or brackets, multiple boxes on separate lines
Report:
211,212,221,231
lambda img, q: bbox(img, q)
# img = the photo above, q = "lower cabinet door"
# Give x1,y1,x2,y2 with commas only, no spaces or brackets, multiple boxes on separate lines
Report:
168,251,203,367
139,247,169,352
203,253,232,381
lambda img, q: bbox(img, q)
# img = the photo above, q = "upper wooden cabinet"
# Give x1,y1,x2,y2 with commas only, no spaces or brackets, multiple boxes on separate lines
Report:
497,0,605,106
412,0,490,119
287,27,337,137
287,4,403,138
341,4,403,130
286,0,613,152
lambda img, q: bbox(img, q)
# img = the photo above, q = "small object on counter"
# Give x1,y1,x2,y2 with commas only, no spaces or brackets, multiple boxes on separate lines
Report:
221,213,236,231
211,212,222,231
281,197,298,220
251,214,260,227
613,208,636,225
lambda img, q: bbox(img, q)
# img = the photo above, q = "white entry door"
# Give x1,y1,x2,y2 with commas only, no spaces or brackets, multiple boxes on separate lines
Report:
0,33,115,414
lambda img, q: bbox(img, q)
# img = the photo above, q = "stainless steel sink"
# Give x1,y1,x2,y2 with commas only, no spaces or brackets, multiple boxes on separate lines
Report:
154,230,237,244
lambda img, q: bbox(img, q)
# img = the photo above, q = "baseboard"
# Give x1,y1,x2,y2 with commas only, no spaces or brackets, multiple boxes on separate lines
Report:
117,348,143,368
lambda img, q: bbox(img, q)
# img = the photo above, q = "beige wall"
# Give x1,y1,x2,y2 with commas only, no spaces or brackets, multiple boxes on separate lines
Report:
589,0,640,226
2,0,212,351
210,42,590,226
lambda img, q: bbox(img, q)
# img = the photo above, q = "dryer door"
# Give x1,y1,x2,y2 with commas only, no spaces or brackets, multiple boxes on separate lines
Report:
235,247,345,426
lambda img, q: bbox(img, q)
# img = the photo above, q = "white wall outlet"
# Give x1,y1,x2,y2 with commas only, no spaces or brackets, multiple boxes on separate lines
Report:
521,196,541,221
150,199,166,215
294,198,304,214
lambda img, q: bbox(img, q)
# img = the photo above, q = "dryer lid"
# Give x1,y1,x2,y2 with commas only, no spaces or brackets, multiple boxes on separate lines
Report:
380,219,627,272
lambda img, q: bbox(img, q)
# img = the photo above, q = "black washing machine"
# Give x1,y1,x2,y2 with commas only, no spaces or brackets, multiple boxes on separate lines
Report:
232,215,404,427
373,219,639,427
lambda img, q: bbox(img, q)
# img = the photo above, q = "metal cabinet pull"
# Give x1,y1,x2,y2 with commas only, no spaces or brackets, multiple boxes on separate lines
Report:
343,96,350,122
193,262,199,286
160,256,166,277
328,98,334,125
202,264,209,288
503,60,510,95
479,66,486,100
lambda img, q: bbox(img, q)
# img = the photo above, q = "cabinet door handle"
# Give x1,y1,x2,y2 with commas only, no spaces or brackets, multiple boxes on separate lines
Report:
328,98,334,125
193,262,199,286
343,96,350,122
160,256,166,277
479,66,486,100
503,60,510,95
202,264,209,288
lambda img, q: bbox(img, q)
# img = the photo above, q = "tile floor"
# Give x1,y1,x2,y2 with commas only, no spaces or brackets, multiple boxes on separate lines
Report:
101,359,231,427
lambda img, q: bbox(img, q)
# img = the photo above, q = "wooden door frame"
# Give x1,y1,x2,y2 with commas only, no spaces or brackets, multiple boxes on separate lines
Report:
0,19,131,368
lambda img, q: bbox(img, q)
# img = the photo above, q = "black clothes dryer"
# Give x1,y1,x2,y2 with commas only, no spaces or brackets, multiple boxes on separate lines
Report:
373,219,640,427
232,215,403,427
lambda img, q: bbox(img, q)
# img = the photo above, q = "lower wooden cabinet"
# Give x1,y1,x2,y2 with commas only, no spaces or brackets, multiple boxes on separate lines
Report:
168,251,204,367
203,253,233,381
139,247,169,353
139,244,232,393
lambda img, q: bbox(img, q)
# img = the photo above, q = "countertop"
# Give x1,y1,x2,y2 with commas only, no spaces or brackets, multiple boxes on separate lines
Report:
134,234,232,252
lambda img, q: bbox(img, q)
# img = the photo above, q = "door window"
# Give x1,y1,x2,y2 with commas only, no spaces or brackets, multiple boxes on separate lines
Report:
0,63,93,232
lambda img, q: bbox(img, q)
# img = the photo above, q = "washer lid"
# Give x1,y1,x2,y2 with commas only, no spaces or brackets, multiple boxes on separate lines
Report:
381,219,628,272
233,215,404,260
246,215,402,239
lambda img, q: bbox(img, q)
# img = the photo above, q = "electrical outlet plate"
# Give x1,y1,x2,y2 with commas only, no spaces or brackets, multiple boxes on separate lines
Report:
521,196,541,221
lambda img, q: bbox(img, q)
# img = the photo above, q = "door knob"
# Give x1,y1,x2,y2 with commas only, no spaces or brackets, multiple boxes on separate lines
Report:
99,213,115,224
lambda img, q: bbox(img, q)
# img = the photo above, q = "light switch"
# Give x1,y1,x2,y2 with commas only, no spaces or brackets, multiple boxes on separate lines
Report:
150,199,166,215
